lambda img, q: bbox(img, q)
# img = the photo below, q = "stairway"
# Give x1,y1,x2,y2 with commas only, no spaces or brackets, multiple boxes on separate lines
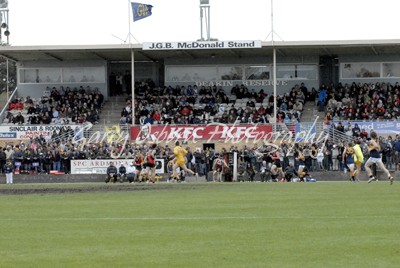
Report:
301,101,325,123
99,95,128,125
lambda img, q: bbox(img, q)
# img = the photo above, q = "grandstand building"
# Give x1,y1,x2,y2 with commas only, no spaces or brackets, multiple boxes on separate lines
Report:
1,39,400,100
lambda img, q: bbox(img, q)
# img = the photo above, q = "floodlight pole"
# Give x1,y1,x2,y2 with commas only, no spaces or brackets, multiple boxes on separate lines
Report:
199,0,211,41
6,57,8,101
271,0,277,124
0,8,10,45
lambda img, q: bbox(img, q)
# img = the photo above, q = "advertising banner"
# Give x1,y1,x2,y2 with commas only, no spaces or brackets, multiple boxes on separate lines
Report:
331,121,400,136
130,124,273,142
71,159,165,175
0,125,82,140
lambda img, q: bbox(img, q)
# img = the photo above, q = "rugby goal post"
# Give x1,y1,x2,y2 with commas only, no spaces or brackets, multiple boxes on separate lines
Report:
233,151,237,182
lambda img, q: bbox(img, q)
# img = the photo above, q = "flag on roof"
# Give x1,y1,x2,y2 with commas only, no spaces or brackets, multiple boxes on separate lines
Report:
131,2,153,22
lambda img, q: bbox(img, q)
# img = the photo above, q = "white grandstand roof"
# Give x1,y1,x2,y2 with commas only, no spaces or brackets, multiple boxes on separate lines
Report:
0,39,400,62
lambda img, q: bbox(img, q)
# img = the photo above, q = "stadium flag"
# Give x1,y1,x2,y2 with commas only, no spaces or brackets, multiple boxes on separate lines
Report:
131,2,153,22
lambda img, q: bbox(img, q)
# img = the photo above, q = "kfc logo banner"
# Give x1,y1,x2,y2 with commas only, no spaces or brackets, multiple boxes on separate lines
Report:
130,124,273,142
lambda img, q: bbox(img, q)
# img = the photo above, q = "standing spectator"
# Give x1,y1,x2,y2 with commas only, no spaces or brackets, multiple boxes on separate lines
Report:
194,149,206,176
186,147,193,171
123,70,132,95
13,146,23,172
352,124,361,138
5,146,14,162
317,84,327,112
246,162,256,182
52,148,61,172
116,72,123,96
394,136,400,169
324,142,333,171
109,72,117,96
4,160,14,184
0,147,6,174
316,148,324,170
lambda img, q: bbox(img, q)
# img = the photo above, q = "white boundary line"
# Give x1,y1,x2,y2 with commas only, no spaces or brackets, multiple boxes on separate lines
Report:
0,215,395,221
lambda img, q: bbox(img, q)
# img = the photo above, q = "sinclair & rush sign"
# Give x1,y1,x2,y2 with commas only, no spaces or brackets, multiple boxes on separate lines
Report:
143,40,262,50
130,124,273,142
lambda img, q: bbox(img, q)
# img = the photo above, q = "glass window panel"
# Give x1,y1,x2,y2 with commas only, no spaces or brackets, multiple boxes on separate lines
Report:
19,69,37,83
165,66,217,82
296,65,317,79
382,63,400,77
245,66,270,80
277,65,295,79
218,66,243,80
37,68,61,83
62,67,105,83
341,63,381,78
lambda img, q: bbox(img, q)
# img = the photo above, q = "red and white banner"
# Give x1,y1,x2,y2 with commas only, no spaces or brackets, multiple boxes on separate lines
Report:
130,124,273,142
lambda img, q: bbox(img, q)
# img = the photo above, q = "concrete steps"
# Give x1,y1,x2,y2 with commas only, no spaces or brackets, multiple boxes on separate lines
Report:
301,101,324,123
99,95,129,124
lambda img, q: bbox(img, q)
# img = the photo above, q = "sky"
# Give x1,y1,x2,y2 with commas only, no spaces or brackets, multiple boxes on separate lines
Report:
6,0,400,46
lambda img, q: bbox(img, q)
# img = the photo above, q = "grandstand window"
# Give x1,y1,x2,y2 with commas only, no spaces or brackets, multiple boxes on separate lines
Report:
245,66,270,80
382,63,400,77
296,65,318,80
341,62,381,78
19,67,105,84
218,66,243,80
19,68,61,84
276,65,296,79
165,66,217,82
62,67,105,83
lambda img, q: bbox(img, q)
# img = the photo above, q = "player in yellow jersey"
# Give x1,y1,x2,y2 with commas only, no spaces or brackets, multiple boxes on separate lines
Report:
173,141,197,179
342,142,356,182
353,138,364,182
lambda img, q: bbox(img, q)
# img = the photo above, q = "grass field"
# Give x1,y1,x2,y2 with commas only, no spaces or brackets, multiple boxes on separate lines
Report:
0,182,399,268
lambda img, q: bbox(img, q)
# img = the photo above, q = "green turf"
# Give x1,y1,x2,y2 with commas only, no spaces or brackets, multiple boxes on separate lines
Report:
0,182,399,268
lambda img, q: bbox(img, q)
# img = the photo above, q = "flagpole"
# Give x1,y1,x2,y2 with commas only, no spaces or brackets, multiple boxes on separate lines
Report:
128,1,135,125
128,0,132,45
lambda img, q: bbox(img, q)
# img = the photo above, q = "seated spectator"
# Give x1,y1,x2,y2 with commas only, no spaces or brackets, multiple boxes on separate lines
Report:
293,101,303,112
13,112,25,124
27,104,36,115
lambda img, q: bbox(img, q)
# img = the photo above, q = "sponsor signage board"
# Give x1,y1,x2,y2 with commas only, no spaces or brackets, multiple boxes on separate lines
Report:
130,124,273,142
71,159,165,175
0,125,81,139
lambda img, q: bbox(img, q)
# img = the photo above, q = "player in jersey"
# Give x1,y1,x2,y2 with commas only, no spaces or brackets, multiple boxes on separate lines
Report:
296,148,307,182
173,141,196,179
342,142,356,182
272,149,285,179
353,138,364,182
212,154,229,182
134,151,143,182
146,143,157,183
365,131,394,185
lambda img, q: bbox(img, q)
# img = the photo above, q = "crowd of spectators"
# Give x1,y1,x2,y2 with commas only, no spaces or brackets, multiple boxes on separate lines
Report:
6,86,104,125
3,123,399,181
320,81,400,122
120,81,312,126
